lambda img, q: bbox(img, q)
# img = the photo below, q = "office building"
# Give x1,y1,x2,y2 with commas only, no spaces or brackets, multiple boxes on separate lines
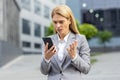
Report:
80,0,120,37
67,0,120,52
0,0,22,67
19,0,66,54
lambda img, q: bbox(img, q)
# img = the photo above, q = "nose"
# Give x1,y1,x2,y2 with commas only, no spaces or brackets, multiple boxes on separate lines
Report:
56,23,61,28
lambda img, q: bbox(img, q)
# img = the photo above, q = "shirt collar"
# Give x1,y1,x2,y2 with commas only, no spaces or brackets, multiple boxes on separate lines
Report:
57,32,70,42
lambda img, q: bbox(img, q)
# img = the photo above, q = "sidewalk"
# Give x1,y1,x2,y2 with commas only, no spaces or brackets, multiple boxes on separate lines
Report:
0,52,120,80
83,51,120,80
0,54,47,80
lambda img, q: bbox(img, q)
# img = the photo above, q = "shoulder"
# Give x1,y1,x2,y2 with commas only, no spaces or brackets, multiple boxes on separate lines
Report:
75,34,86,39
75,34,88,45
48,34,57,40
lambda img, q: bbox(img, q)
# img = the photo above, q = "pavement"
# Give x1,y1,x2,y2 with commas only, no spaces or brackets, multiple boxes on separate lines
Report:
83,51,120,80
0,52,120,80
0,54,47,80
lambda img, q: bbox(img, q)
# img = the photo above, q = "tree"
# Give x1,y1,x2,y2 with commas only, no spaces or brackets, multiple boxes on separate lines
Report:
78,23,98,40
45,23,54,36
46,21,98,41
97,30,112,51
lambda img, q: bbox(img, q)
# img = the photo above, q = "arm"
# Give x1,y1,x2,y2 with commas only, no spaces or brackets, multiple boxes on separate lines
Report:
71,35,91,74
40,41,56,75
40,55,51,75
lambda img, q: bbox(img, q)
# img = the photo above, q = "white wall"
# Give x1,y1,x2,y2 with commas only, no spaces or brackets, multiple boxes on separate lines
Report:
19,0,66,53
0,0,3,40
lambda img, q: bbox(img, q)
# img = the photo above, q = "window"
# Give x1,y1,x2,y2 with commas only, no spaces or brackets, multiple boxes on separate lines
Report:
34,23,41,37
22,19,31,35
44,26,48,36
21,0,31,11
118,9,120,20
44,5,50,19
34,43,41,49
34,0,41,15
51,0,56,3
22,41,31,48
110,9,117,22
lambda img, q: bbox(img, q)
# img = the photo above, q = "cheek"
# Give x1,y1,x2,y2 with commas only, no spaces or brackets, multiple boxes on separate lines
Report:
64,26,69,32
54,27,59,32
65,23,70,29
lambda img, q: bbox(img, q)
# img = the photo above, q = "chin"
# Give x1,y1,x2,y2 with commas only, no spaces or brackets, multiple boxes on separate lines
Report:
58,31,63,34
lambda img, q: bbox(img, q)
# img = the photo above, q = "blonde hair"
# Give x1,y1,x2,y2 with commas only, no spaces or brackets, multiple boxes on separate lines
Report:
51,5,79,34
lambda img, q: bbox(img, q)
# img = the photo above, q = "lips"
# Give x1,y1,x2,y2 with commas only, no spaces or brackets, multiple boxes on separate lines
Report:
58,29,63,32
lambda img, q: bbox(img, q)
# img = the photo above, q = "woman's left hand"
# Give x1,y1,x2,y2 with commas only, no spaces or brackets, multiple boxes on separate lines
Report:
67,40,78,59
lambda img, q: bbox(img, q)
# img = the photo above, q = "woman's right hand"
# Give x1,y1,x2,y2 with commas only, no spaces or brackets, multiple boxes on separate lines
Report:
44,43,56,60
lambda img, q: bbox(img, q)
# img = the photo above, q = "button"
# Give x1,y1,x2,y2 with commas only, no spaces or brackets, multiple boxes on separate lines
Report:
60,71,62,73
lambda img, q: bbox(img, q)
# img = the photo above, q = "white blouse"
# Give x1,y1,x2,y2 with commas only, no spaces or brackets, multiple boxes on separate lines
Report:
57,33,70,61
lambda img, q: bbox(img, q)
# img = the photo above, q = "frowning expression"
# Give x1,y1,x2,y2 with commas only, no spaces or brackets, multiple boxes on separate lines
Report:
52,14,71,38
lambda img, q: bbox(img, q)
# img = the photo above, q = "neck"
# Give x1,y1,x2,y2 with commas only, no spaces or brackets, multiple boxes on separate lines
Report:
59,31,70,40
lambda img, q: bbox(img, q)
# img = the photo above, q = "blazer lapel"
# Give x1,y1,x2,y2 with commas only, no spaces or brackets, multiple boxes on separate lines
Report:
61,32,76,69
51,34,62,70
51,33,76,70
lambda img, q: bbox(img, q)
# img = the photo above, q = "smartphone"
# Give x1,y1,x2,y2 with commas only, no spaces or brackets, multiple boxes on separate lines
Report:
42,37,53,49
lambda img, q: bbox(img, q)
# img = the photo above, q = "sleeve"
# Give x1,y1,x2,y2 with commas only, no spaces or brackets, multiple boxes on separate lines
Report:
40,55,51,75
71,35,91,74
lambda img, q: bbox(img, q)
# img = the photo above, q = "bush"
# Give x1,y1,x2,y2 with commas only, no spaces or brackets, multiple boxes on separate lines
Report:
78,23,98,40
46,22,98,41
97,30,112,47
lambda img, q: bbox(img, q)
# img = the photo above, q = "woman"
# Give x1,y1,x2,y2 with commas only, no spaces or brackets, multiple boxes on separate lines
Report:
40,5,91,80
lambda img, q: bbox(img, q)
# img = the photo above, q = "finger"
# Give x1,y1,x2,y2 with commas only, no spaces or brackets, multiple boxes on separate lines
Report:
74,40,78,46
70,43,74,49
69,44,72,49
45,43,48,52
67,48,70,53
49,45,55,51
73,40,78,49
45,48,56,59
47,48,56,59
51,48,57,54
67,47,74,58
73,42,75,49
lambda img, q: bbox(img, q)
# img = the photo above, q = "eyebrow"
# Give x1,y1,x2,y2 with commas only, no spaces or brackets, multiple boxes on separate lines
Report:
53,20,64,23
53,19,64,22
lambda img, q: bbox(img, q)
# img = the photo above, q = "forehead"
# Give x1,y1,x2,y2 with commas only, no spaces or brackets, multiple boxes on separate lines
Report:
52,14,67,21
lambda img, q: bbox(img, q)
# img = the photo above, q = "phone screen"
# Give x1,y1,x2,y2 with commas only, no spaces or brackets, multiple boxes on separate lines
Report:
42,37,53,49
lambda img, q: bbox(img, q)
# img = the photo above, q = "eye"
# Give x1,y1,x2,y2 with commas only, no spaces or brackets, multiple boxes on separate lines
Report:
53,21,57,24
59,21,64,24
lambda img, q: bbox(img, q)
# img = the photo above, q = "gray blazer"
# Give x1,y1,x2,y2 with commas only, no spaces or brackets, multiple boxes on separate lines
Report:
40,32,91,80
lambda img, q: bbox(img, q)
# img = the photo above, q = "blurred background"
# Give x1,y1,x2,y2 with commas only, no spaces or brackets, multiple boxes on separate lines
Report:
0,0,120,80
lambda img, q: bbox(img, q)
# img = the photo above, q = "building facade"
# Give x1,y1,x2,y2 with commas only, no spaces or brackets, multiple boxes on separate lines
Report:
18,0,66,54
66,0,81,22
67,0,120,52
0,0,22,67
0,0,3,40
80,0,120,37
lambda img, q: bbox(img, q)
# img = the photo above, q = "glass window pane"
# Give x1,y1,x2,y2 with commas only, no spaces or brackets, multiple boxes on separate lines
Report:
111,9,117,22
22,41,31,48
34,43,41,49
51,0,56,3
34,23,41,37
21,0,31,11
44,26,48,36
44,5,50,19
119,9,120,19
34,0,41,15
22,19,31,35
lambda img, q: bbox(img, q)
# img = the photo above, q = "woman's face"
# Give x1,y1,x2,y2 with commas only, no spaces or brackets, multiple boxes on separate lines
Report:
52,14,71,38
